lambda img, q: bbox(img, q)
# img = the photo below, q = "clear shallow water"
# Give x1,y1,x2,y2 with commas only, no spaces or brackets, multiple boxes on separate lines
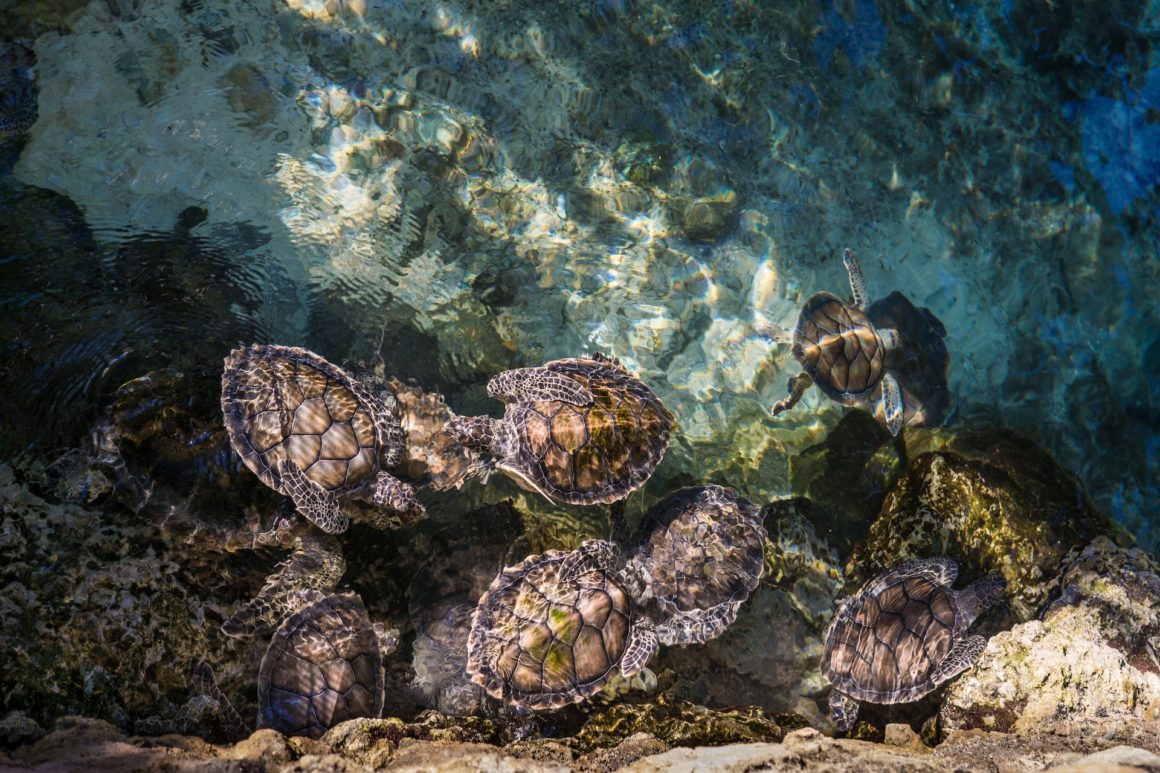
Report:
1,0,1158,734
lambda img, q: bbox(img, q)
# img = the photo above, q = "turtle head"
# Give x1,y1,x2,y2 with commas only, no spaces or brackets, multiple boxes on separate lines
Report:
443,413,507,458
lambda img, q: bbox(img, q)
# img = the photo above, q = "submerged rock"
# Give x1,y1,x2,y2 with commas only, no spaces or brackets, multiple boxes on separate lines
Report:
848,432,1118,618
940,537,1160,734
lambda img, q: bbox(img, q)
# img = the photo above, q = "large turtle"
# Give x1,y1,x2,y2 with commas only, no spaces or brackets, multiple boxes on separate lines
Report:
221,344,423,534
466,540,659,710
445,353,674,506
821,557,1005,731
756,249,949,436
622,485,767,646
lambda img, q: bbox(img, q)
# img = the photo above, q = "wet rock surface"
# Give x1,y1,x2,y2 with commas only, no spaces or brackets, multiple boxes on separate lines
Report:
940,537,1160,734
6,717,1160,772
848,432,1120,618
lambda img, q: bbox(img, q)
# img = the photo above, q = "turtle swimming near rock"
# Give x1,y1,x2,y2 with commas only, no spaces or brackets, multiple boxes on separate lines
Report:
258,590,396,738
192,591,397,740
466,540,659,710
756,249,950,436
621,485,767,646
444,353,674,506
821,557,1005,731
221,344,423,534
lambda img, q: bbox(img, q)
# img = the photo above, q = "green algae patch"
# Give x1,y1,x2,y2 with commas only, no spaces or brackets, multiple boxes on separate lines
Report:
849,432,1122,620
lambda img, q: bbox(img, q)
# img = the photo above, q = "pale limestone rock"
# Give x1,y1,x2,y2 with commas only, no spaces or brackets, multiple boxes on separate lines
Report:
941,538,1160,734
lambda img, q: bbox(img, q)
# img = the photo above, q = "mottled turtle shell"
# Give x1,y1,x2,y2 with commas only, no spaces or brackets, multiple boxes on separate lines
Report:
221,344,398,497
821,566,962,704
466,549,634,710
257,592,385,738
503,357,674,505
634,485,767,644
792,292,886,404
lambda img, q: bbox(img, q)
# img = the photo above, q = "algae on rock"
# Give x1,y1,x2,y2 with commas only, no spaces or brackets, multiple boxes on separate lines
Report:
848,432,1117,618
940,537,1160,734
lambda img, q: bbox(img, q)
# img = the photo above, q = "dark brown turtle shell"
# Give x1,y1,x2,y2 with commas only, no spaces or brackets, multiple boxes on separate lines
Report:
792,292,886,404
634,485,767,644
257,591,385,738
221,344,397,497
465,548,634,710
821,568,961,704
502,357,673,505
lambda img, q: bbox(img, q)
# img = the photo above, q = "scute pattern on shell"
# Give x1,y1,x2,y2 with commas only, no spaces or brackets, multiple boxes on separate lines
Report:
793,292,886,403
822,573,959,704
635,485,767,644
503,357,674,505
221,344,384,496
466,549,634,710
257,592,385,738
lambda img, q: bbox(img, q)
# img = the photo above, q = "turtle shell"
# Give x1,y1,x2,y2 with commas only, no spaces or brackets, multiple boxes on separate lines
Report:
634,485,767,644
502,357,674,505
792,292,886,404
821,564,963,704
466,548,635,710
221,344,398,498
257,591,385,738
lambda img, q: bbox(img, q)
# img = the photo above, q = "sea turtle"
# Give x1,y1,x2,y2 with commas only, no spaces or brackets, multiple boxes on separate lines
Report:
258,590,396,738
756,248,948,436
444,353,674,506
221,344,423,534
191,591,397,740
821,557,1005,731
622,485,767,645
466,540,659,710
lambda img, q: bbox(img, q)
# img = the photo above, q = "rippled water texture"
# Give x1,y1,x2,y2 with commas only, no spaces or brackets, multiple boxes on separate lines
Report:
1,0,1159,734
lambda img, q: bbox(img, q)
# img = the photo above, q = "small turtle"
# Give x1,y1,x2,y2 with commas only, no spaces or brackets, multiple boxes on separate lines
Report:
258,590,396,738
221,344,423,534
821,557,1005,731
757,249,948,436
187,591,397,740
623,485,767,645
445,353,674,506
466,540,659,710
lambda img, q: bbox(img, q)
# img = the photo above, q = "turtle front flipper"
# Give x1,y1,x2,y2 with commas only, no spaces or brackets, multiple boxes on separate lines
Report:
487,366,594,406
881,372,904,436
842,248,869,311
222,533,344,638
367,469,425,515
559,538,621,581
930,634,987,686
771,372,813,416
828,689,860,732
754,320,793,345
276,459,349,534
620,617,658,677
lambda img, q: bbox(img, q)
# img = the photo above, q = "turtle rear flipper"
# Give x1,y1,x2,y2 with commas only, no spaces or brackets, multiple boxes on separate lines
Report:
881,372,904,436
828,689,860,732
771,372,813,416
487,367,594,406
620,617,658,677
277,459,349,534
